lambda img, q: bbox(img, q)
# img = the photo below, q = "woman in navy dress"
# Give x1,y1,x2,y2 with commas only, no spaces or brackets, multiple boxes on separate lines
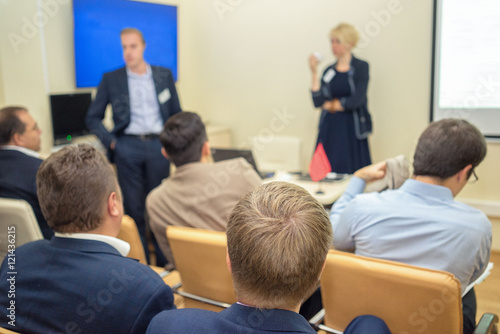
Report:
309,23,372,174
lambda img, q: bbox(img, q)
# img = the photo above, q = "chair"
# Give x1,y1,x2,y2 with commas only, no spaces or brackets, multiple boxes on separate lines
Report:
312,250,498,334
116,215,182,305
0,198,43,263
166,226,236,311
250,135,302,173
0,327,20,334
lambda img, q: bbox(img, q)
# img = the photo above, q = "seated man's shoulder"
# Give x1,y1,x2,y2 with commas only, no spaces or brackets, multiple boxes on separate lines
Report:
147,308,220,333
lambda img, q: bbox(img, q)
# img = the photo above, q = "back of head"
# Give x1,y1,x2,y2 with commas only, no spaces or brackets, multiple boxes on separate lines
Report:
36,144,119,233
227,181,333,310
413,118,487,179
160,111,207,167
0,106,27,145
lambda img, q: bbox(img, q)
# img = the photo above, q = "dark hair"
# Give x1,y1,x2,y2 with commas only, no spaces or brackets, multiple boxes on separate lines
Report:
413,119,487,179
160,112,207,167
36,144,119,233
0,106,27,145
227,181,333,309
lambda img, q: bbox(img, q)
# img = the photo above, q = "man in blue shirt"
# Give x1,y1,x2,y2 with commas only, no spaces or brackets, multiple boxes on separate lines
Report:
330,118,491,334
86,28,182,265
147,182,390,334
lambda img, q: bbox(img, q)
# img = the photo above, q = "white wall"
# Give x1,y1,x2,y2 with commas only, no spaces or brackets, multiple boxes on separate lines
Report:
1,0,499,248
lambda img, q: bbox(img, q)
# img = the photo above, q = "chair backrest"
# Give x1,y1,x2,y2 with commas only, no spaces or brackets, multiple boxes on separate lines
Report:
166,226,236,311
0,326,21,334
250,135,302,172
321,250,463,334
116,215,147,264
0,198,43,262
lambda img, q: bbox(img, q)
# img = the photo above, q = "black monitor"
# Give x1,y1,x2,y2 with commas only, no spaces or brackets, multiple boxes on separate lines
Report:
49,93,91,145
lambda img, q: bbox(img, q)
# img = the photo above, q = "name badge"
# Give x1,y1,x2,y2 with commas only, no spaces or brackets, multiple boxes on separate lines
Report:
322,68,335,83
158,89,171,104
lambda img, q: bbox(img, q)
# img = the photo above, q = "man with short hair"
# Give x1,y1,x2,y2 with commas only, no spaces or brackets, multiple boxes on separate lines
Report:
0,106,51,239
147,182,390,334
146,111,261,267
86,28,182,263
330,119,491,334
0,144,175,333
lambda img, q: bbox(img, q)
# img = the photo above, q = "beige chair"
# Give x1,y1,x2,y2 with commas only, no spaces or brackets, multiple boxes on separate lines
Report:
166,225,236,311
311,250,498,334
116,215,182,305
0,326,20,334
0,198,43,263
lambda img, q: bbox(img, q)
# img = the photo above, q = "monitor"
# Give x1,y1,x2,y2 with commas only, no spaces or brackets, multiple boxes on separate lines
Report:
49,93,91,145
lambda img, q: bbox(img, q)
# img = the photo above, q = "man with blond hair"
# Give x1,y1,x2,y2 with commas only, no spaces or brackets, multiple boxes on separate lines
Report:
86,28,182,264
0,144,175,333
147,182,389,333
0,105,51,239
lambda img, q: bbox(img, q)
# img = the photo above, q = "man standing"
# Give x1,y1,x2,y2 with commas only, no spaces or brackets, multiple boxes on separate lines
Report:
86,28,181,262
147,182,390,334
0,106,51,239
0,144,175,333
330,119,491,334
146,112,262,267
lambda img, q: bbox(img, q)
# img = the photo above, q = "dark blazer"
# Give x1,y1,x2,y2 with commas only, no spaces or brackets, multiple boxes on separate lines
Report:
146,303,317,334
0,149,52,239
0,237,175,334
312,55,372,139
86,66,182,151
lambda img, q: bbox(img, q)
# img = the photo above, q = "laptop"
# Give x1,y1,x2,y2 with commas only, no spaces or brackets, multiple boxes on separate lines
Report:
211,148,272,179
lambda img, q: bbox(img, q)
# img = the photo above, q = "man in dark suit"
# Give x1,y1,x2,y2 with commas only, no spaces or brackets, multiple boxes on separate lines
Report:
0,106,52,239
0,144,175,333
86,28,182,264
147,182,390,334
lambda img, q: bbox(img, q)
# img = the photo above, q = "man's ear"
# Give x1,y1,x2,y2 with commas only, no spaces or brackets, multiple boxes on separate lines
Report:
458,164,473,183
107,192,121,218
161,147,168,159
201,141,211,159
11,132,22,146
226,251,232,274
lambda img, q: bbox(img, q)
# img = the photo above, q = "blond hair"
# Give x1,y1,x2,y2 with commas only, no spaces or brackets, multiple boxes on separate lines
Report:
120,27,145,44
227,181,333,309
330,23,359,47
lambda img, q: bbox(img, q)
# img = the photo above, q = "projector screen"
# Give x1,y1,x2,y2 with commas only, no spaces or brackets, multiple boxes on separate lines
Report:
431,0,500,138
73,0,178,88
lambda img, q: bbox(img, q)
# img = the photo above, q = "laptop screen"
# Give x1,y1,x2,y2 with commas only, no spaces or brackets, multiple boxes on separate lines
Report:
211,148,261,176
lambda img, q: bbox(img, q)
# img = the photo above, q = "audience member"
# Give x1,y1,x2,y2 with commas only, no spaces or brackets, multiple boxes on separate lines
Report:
330,118,491,334
0,144,175,333
147,181,390,334
146,111,261,267
0,105,51,239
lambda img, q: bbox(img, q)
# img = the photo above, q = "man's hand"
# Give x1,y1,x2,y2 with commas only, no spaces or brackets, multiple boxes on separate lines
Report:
354,161,387,183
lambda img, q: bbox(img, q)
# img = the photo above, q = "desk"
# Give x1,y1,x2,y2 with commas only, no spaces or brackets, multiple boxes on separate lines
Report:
263,174,350,207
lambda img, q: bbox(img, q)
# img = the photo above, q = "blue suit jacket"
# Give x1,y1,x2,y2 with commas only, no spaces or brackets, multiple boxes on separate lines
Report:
86,66,182,152
0,149,52,239
146,303,317,334
0,237,175,334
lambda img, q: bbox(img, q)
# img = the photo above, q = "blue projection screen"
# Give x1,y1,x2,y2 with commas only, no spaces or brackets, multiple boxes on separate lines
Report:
74,0,177,88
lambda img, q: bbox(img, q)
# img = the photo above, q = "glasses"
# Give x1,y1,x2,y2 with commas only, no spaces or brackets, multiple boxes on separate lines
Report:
468,170,478,184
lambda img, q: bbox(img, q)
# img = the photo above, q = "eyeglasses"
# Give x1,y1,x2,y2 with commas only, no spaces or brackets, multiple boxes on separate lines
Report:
468,170,479,184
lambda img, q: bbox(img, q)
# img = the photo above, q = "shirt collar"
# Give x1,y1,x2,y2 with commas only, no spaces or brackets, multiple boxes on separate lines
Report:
1,145,40,158
400,179,454,201
126,64,152,79
54,232,130,257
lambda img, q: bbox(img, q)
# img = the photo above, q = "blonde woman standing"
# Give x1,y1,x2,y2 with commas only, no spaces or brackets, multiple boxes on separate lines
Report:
309,23,372,174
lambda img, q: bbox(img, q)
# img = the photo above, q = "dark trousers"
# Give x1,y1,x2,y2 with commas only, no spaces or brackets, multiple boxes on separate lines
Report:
114,135,169,265
462,288,477,334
